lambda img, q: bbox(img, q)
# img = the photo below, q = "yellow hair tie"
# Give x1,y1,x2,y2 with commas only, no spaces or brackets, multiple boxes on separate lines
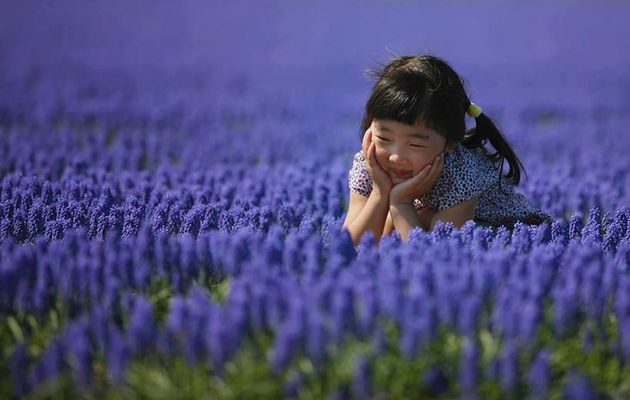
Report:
467,102,483,118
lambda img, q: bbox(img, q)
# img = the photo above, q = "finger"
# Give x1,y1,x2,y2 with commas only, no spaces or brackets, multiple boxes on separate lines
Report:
362,130,372,157
436,153,445,172
370,145,390,175
427,155,444,183
366,142,377,166
409,163,432,183
437,153,445,172
416,158,441,183
369,143,385,171
427,154,442,179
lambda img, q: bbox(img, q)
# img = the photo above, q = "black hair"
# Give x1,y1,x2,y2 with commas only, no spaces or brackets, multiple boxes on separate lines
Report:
359,53,526,186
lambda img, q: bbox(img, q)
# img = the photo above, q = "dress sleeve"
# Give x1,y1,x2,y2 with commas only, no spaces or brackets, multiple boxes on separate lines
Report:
425,145,500,211
348,151,373,197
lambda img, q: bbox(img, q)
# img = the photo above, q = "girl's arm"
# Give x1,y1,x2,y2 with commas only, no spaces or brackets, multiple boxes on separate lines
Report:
390,195,479,241
383,211,395,236
343,128,394,246
342,190,389,246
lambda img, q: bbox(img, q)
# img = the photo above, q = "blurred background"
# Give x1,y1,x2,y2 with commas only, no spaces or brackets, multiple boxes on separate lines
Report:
3,1,630,74
2,0,629,132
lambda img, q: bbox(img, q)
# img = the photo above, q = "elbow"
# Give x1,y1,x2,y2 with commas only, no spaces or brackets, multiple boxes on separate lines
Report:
348,230,362,247
341,222,360,246
343,224,380,247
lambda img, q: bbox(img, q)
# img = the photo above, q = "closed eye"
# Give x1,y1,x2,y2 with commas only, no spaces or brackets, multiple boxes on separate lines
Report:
376,135,390,142
410,144,425,148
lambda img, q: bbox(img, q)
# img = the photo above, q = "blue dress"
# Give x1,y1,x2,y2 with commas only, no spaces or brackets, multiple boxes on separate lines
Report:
347,144,552,228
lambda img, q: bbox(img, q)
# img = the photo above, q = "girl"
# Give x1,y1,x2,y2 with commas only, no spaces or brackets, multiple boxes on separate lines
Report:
342,54,552,245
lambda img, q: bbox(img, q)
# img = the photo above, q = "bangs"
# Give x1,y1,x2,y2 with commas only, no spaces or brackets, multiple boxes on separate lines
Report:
367,82,439,132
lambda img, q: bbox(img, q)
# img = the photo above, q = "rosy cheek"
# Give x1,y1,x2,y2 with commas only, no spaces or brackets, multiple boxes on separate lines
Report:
374,144,387,158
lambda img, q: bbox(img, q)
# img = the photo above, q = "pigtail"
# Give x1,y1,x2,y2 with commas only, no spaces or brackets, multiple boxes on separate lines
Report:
462,111,526,186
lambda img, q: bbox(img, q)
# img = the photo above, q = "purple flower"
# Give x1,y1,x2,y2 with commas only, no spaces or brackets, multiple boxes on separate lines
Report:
164,296,189,354
457,295,481,337
371,324,387,356
12,209,27,242
270,303,304,374
330,284,354,344
328,384,350,400
328,228,356,265
122,205,143,237
422,366,449,396
379,274,405,325
583,325,595,353
568,213,584,241
9,344,31,397
205,309,232,376
551,220,568,244
89,305,109,350
351,355,372,399
581,207,603,243
620,317,630,364
150,203,169,235
63,321,94,388
552,288,580,339
562,370,599,400
181,205,204,236
33,339,66,387
355,291,378,339
459,338,480,396
200,204,219,232
356,229,377,253
263,227,284,266
527,349,550,399
400,318,422,360
511,222,532,254
519,299,543,346
27,200,45,240
532,222,552,244
283,370,304,399
498,341,519,397
306,311,327,371
486,356,500,381
106,325,129,384
253,206,273,232
126,297,156,355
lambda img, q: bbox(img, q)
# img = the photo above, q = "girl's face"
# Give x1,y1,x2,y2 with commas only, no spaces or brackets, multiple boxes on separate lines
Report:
370,118,455,184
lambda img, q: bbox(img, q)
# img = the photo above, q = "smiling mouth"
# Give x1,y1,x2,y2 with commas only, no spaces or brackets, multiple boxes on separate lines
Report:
390,169,412,178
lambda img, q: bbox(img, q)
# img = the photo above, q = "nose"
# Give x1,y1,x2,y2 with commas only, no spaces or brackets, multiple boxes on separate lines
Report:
388,146,408,165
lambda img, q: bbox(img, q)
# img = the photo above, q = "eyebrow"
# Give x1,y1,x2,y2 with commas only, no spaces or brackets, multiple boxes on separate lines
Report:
378,124,431,139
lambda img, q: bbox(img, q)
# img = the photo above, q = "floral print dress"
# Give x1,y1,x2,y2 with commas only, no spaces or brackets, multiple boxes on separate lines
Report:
348,144,552,228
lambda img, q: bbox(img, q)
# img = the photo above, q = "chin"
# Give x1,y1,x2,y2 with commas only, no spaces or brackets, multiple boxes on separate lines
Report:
390,175,410,184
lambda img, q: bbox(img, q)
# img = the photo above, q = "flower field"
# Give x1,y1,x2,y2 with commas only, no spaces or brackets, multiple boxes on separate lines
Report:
2,1,630,399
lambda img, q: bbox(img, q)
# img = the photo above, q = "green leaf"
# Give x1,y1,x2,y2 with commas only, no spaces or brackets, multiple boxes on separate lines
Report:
7,316,24,343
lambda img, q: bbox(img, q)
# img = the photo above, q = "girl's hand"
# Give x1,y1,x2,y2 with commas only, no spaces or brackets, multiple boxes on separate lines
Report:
390,153,444,205
362,129,393,195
